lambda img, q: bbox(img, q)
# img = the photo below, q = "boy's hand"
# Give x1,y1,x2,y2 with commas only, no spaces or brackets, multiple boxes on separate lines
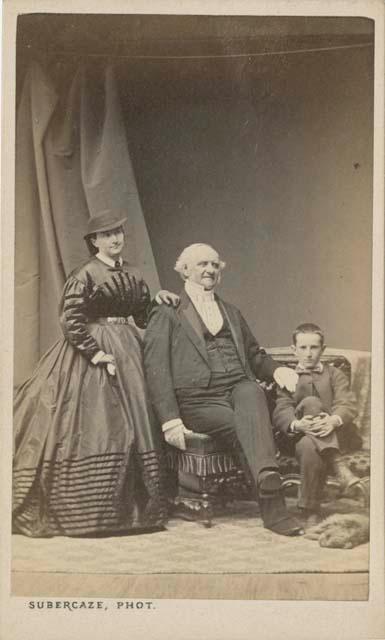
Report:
274,366,299,393
307,413,340,437
292,415,316,434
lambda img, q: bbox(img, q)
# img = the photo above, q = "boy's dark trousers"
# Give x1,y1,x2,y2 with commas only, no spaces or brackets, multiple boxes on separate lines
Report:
294,396,339,511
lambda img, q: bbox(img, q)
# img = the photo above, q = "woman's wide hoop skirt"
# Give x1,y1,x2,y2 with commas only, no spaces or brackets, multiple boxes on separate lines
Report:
13,324,167,537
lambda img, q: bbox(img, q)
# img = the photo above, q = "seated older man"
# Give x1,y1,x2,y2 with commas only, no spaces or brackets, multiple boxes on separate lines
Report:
144,243,303,536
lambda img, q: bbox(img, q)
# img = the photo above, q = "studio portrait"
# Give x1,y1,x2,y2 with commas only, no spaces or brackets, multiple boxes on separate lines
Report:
7,9,377,608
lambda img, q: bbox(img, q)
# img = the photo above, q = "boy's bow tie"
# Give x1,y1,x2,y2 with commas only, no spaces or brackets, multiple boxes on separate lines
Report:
295,364,323,374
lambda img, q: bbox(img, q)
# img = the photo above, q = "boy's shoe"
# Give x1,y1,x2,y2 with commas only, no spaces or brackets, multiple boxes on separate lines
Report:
332,458,361,494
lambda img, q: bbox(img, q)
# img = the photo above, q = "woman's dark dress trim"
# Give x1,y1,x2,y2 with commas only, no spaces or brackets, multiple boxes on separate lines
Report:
13,257,167,537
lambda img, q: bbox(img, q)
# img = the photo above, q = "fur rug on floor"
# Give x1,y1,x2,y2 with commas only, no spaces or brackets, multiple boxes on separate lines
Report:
305,513,370,549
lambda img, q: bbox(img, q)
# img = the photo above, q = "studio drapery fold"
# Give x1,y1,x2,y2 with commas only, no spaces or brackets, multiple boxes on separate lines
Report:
15,60,160,386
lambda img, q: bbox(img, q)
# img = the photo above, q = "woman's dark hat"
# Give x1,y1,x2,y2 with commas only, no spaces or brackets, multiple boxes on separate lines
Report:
84,210,127,238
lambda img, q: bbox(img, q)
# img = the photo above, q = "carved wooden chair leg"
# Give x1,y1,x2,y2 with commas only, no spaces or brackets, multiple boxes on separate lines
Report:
200,492,213,527
218,492,229,509
200,477,214,528
217,477,229,509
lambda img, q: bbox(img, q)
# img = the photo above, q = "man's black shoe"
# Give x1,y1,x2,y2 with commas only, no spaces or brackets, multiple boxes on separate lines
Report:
258,470,282,497
266,516,305,537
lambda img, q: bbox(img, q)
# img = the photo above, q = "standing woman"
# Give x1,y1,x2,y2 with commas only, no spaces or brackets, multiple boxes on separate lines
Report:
13,210,176,537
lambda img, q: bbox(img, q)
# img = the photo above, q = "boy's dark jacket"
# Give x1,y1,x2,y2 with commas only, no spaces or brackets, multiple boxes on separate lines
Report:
273,364,358,434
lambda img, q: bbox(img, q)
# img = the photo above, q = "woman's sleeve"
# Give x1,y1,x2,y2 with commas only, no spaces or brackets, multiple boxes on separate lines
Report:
59,276,102,361
131,276,152,329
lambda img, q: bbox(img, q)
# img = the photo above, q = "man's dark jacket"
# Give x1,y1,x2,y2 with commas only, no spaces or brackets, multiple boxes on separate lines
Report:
143,289,279,425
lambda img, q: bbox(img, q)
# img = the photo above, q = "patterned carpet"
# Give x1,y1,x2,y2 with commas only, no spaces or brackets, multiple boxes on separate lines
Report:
12,497,368,576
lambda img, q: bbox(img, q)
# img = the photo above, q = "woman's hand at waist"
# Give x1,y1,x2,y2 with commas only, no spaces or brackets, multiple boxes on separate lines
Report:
92,351,116,376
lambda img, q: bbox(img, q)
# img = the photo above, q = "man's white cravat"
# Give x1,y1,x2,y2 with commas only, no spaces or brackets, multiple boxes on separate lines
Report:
185,279,223,335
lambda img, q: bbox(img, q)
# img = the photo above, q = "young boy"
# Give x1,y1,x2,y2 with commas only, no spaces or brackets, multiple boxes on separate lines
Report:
273,323,361,527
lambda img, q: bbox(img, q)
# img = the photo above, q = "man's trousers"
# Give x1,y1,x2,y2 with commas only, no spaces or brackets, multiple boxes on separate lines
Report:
176,379,279,490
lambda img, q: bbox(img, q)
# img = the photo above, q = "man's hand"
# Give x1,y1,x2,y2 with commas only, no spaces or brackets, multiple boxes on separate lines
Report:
156,290,180,307
164,423,193,450
306,413,340,438
274,366,299,393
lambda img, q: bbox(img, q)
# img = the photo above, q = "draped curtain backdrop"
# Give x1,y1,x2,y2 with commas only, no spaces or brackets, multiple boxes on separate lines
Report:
15,61,161,386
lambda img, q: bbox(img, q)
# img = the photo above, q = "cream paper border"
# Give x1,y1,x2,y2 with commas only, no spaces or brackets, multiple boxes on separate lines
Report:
1,1,384,638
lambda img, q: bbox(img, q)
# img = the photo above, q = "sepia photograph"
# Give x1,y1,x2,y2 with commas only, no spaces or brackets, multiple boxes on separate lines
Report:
1,1,384,639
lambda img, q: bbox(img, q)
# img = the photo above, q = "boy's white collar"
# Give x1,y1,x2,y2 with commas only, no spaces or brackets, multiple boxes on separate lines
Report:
295,362,324,373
